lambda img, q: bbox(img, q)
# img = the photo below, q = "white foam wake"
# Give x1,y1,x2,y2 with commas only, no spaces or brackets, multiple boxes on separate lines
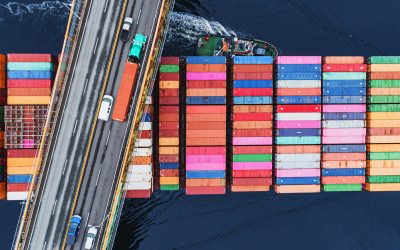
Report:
0,0,70,17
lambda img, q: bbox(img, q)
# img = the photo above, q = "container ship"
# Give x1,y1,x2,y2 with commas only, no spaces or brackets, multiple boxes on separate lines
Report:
196,34,278,57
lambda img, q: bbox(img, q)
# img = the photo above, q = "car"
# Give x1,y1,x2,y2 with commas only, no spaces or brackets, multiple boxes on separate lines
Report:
121,17,133,42
98,95,114,121
66,215,81,246
84,226,98,249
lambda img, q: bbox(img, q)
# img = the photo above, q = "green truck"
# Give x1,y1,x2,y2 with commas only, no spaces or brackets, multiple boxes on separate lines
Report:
128,33,147,63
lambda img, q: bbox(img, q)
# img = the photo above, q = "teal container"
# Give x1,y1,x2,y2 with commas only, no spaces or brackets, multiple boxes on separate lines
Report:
369,80,400,88
275,136,321,145
367,104,400,112
7,62,54,71
369,56,400,64
323,72,366,80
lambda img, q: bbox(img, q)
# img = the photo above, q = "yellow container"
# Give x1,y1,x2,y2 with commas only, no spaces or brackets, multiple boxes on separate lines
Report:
8,96,51,105
368,160,400,168
369,64,400,72
186,88,226,97
159,81,179,89
365,183,400,191
159,146,179,155
367,144,400,152
367,112,400,120
367,168,400,176
231,186,269,192
275,184,320,193
233,121,272,129
369,88,400,96
159,138,179,146
7,166,35,175
7,158,36,167
369,120,400,127
368,136,400,144
160,177,179,185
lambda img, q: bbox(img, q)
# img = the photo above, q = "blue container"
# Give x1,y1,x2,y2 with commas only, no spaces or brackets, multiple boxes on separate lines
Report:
7,174,33,184
186,96,226,104
277,72,321,80
234,56,273,64
186,170,225,179
322,112,366,120
7,70,53,79
322,168,365,176
322,145,366,153
186,56,226,64
323,96,366,104
160,163,179,169
277,64,321,72
276,96,321,104
323,87,366,96
233,80,273,88
323,80,366,88
276,128,321,137
276,177,320,185
142,113,152,122
233,96,272,104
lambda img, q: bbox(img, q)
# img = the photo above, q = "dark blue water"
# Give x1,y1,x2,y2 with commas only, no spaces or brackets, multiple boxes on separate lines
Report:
1,0,400,249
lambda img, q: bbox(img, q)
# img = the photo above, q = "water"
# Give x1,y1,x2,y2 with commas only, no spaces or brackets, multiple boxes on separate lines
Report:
1,0,400,249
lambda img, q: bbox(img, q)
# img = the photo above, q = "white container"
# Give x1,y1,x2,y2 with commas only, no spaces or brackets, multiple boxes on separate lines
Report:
125,173,152,182
7,191,28,201
276,80,321,88
274,161,320,169
138,122,152,131
128,165,152,173
275,113,321,121
275,153,320,162
132,147,152,156
145,96,152,105
124,181,151,190
134,139,152,147
322,120,365,128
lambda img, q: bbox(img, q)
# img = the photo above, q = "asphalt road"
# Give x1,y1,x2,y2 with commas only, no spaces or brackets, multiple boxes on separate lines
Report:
70,0,162,249
23,0,126,249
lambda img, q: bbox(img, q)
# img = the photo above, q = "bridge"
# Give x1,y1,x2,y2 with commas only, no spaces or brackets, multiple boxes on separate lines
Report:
12,0,174,249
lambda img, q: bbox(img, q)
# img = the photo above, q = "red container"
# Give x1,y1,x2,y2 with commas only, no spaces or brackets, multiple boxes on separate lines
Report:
7,183,31,192
186,105,225,114
160,57,179,64
276,104,321,112
233,145,272,154
322,152,366,161
276,88,320,96
159,129,179,137
233,113,272,121
233,129,272,137
160,89,179,97
322,176,365,184
125,190,151,198
186,146,226,155
368,128,400,136
159,106,179,113
187,80,226,89
232,178,272,186
233,88,273,96
186,121,225,130
159,97,179,105
323,64,367,72
7,53,53,62
8,88,51,96
7,79,53,88
139,130,152,139
370,72,400,80
159,121,179,130
7,149,37,158
186,186,225,195
159,73,179,81
159,154,179,162
160,169,179,177
234,72,273,80
159,113,179,122
233,64,273,72
232,170,272,178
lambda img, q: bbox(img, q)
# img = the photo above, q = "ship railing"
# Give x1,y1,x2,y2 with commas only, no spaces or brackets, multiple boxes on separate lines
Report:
101,0,175,248
12,0,87,249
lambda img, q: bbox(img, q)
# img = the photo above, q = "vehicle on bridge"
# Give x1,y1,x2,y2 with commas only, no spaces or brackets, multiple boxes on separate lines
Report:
98,95,114,121
66,215,82,246
128,33,147,63
84,226,98,249
121,17,133,42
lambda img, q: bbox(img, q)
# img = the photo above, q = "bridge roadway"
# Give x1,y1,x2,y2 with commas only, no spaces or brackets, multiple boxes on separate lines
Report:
21,0,162,249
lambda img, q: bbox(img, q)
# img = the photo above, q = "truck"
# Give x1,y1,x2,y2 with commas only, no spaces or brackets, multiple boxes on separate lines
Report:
66,215,81,246
120,17,133,42
128,33,147,63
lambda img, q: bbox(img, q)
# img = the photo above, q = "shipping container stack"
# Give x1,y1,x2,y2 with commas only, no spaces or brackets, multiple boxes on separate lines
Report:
185,56,226,195
0,54,5,199
366,56,400,191
322,56,367,192
274,56,322,193
158,57,180,191
231,56,273,192
125,96,153,198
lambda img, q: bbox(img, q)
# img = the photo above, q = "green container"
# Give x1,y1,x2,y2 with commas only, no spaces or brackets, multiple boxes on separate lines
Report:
369,56,400,64
368,152,400,160
323,72,366,80
369,96,400,103
7,62,54,71
367,104,400,112
233,154,272,162
0,106,4,114
368,175,400,183
323,184,362,192
160,184,180,190
159,65,179,73
369,80,400,88
275,136,321,145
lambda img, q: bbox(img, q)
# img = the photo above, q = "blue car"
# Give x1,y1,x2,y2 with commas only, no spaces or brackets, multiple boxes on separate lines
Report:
66,215,82,246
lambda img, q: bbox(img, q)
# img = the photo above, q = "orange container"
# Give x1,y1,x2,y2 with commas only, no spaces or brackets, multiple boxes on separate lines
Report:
276,88,320,96
187,64,226,72
275,145,320,154
369,120,400,127
233,105,272,113
322,160,366,169
186,178,226,187
274,185,320,193
322,176,365,184
159,138,179,146
324,56,364,64
7,158,36,167
368,88,400,96
370,72,400,80
186,121,225,130
231,186,269,192
8,88,51,96
8,96,50,105
0,54,5,64
368,64,400,72
367,160,400,168
367,112,400,120
365,183,400,192
159,81,179,89
0,182,5,200
368,136,400,144
159,146,179,155
368,144,400,152
186,88,226,96
186,137,226,146
160,177,179,185
160,169,179,177
186,130,226,138
7,166,35,175
0,79,5,88
186,105,225,114
186,113,226,122
0,73,5,82
322,153,365,161
367,168,400,176
131,156,152,165
233,121,272,129
233,64,273,72
159,113,179,122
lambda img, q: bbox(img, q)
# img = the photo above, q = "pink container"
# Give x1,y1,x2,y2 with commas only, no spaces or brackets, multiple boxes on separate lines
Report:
23,139,34,148
186,72,226,80
276,120,321,129
274,169,321,177
277,56,321,64
232,162,272,170
322,136,366,144
186,163,226,171
186,146,226,155
322,104,366,112
323,128,366,136
232,137,272,145
186,155,225,163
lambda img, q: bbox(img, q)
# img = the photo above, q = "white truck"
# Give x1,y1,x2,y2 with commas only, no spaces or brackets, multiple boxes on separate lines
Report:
121,17,133,42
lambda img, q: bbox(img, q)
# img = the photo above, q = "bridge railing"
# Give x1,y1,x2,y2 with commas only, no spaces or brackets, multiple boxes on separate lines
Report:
101,0,176,248
12,1,88,248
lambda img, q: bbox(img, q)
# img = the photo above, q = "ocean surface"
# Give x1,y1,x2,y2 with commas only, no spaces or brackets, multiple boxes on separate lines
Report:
1,0,400,249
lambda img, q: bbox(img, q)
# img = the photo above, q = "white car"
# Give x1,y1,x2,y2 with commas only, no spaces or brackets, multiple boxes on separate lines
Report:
98,95,113,121
84,227,98,249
